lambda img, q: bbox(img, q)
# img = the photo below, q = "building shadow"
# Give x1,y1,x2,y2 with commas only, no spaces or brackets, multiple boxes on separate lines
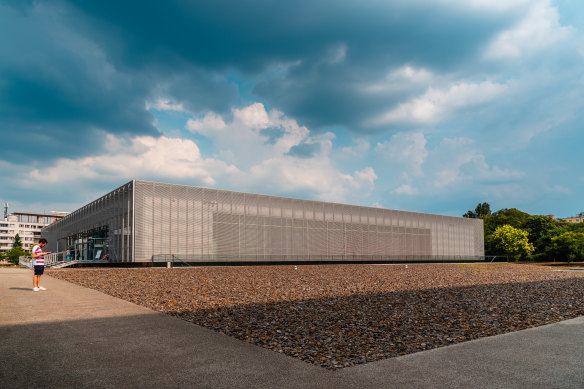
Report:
166,277,584,369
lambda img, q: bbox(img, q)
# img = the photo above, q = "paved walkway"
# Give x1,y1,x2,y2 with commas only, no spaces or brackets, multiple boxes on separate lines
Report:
1,268,583,388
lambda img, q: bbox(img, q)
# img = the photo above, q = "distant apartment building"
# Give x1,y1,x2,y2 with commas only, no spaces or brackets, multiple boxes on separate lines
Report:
561,212,584,223
0,211,67,252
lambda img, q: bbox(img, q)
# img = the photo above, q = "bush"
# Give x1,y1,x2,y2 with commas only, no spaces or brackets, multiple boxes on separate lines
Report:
546,231,584,262
491,225,535,261
5,246,27,265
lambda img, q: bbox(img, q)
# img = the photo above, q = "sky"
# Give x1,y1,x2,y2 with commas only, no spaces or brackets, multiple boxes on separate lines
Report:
1,0,583,218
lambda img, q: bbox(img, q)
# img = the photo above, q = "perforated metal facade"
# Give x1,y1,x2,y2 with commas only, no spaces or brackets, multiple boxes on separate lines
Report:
43,182,133,262
43,180,484,263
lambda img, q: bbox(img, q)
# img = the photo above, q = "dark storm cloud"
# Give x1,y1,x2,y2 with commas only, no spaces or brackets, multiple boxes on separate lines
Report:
63,0,520,131
0,2,159,162
66,0,515,71
0,0,521,163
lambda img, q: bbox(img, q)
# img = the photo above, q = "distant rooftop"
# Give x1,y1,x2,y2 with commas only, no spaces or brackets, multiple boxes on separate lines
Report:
12,211,69,217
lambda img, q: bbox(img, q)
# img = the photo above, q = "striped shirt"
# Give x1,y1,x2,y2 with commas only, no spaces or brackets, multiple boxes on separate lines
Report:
32,245,45,266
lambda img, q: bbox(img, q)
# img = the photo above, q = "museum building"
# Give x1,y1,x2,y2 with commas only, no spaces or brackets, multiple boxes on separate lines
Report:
42,180,484,263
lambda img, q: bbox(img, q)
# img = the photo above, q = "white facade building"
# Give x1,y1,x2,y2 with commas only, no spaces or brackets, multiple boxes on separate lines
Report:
0,212,66,252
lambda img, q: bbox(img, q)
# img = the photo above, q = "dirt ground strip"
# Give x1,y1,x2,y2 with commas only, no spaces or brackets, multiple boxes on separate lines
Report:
48,263,584,370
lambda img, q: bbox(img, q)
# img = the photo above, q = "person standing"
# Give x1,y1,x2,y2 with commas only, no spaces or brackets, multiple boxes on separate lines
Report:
31,238,49,292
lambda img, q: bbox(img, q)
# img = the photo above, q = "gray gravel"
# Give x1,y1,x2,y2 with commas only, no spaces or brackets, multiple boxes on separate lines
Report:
48,263,584,370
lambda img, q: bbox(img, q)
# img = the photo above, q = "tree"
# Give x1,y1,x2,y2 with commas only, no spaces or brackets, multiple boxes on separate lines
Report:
522,215,562,254
2,234,27,265
491,224,535,260
522,215,555,241
546,231,584,262
13,234,22,248
463,202,491,219
475,202,491,218
6,246,27,265
484,208,530,236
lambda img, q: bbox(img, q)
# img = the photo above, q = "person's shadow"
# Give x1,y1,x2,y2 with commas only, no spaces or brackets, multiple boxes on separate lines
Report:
9,287,33,291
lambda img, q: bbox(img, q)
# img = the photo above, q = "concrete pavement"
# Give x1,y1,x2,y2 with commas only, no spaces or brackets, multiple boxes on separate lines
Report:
1,268,583,388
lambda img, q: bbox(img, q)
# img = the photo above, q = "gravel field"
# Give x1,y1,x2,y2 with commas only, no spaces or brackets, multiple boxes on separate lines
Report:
48,263,584,370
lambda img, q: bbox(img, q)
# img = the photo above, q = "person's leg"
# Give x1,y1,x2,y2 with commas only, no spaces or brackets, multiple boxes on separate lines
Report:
38,275,46,290
37,266,46,289
38,268,46,289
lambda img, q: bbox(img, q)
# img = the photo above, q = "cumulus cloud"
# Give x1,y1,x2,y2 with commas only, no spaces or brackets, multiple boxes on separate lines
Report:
375,132,428,176
23,102,377,205
186,112,227,136
394,184,419,196
484,1,574,60
354,167,377,186
373,133,525,201
341,138,371,157
362,65,434,94
25,134,238,187
200,103,312,168
438,0,532,11
427,137,524,189
183,103,377,202
2,0,583,217
371,81,508,126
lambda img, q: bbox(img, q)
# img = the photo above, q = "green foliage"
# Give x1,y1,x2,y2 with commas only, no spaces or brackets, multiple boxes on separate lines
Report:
470,201,584,261
522,215,563,254
5,246,27,264
12,234,22,248
3,234,27,264
546,231,584,262
522,215,556,242
491,225,535,260
566,220,584,233
463,202,491,219
485,208,531,236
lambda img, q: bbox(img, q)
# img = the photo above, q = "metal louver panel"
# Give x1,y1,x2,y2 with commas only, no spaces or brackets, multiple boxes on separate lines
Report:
43,180,485,263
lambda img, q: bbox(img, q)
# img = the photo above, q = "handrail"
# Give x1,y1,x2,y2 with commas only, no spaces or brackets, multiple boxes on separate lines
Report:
44,251,69,267
42,250,83,268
